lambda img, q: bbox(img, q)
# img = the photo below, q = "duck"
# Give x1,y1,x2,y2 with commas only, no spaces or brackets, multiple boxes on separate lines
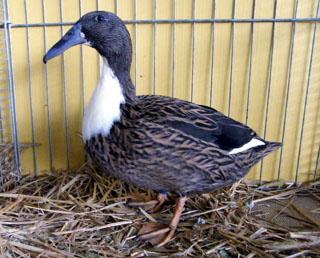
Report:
43,11,281,247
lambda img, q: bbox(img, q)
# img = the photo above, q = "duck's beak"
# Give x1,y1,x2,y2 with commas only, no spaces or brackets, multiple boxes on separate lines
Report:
43,23,87,63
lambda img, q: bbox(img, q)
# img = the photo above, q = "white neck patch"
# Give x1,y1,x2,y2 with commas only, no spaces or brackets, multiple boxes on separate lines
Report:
82,59,125,141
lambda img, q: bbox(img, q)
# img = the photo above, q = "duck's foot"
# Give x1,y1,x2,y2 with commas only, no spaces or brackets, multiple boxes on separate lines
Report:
138,222,170,246
128,192,167,213
138,196,187,247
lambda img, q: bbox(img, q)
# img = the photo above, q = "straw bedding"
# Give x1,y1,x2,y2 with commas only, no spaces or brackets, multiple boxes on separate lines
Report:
0,146,319,257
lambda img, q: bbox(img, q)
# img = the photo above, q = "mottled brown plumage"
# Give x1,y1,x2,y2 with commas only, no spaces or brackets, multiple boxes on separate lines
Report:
85,95,281,196
44,11,281,246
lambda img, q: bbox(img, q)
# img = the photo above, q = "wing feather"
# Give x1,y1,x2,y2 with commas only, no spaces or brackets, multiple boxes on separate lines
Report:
132,95,256,151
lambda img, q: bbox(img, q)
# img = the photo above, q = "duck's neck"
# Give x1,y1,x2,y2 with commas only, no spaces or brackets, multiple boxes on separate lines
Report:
110,65,136,104
101,49,136,103
82,58,134,141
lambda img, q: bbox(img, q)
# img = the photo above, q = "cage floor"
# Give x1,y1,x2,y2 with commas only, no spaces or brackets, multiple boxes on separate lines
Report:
0,163,319,257
253,192,320,232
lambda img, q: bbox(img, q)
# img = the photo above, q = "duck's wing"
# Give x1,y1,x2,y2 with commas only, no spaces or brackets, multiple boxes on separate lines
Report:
133,95,257,151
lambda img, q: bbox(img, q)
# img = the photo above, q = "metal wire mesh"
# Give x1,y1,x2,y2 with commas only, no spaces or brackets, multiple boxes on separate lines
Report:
0,0,20,176
0,0,319,183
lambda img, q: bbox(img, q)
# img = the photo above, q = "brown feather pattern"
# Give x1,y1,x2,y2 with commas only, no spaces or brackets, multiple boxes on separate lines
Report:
85,95,281,196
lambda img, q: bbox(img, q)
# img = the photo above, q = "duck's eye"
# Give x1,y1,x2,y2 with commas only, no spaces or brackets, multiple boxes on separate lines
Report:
95,15,106,22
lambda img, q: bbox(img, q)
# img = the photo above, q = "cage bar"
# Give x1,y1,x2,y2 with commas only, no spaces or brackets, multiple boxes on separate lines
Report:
79,0,85,118
114,0,117,15
277,0,299,180
171,0,176,98
259,0,278,183
41,0,54,173
2,0,20,175
190,0,196,102
2,17,320,29
245,0,256,124
227,0,236,117
153,0,157,95
134,0,137,86
97,0,101,78
0,108,3,143
209,0,215,107
295,0,320,182
59,0,70,170
315,145,320,180
24,0,38,174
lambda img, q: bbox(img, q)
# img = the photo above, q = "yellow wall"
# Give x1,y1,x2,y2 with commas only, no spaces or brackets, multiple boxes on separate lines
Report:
5,0,320,182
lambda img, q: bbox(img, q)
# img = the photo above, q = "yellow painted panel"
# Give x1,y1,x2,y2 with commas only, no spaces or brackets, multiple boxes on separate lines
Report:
61,0,84,169
277,0,315,181
8,2,33,171
8,0,26,24
280,0,319,181
154,0,173,96
247,0,275,180
136,0,154,95
11,28,33,172
229,0,253,122
298,26,320,182
0,1,8,144
212,0,233,112
4,0,320,182
97,0,115,13
27,20,50,173
116,0,136,87
260,0,295,181
174,0,193,100
81,0,100,108
27,0,43,23
43,1,68,170
192,0,214,106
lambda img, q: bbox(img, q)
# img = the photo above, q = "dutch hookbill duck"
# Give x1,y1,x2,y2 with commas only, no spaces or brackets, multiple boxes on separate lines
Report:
43,11,281,246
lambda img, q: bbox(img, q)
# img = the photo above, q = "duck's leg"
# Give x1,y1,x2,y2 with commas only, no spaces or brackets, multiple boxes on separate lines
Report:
138,196,187,247
128,192,167,213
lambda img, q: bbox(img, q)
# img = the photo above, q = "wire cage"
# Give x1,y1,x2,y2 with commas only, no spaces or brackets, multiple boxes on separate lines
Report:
0,0,20,181
0,0,320,184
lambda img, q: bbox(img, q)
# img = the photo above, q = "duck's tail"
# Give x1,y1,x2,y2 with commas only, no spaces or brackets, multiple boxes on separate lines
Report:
249,139,282,166
261,140,282,157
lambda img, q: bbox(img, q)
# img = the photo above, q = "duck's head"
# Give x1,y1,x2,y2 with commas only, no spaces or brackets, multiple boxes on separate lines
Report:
43,11,132,73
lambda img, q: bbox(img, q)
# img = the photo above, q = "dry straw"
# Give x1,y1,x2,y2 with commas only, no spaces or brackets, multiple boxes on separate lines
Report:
0,145,319,257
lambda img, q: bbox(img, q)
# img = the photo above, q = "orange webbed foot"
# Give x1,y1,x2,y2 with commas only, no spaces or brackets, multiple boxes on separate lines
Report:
138,196,187,247
128,192,167,213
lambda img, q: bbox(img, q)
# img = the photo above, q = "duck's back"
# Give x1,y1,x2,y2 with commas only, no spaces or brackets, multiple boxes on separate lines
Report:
85,95,281,196
132,95,256,150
